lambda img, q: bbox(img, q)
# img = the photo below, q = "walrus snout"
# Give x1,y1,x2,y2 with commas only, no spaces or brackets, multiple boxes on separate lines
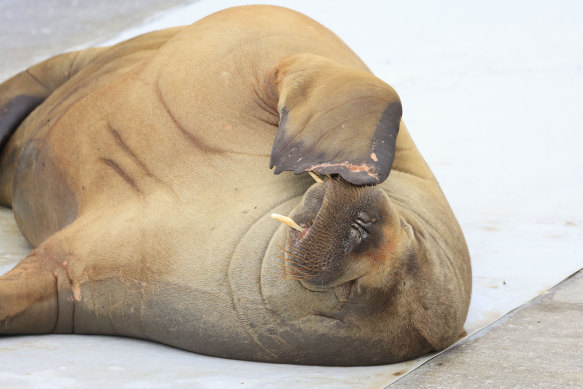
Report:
279,178,397,289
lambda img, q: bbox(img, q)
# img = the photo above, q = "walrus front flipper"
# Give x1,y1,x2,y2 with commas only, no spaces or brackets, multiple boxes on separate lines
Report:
269,54,402,186
0,248,73,334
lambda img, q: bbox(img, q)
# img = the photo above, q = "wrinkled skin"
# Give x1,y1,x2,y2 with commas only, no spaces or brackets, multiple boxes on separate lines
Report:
0,6,471,365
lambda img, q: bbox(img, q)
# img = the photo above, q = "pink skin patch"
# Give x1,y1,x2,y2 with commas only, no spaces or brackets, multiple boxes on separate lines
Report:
308,161,379,180
371,152,378,162
292,222,312,241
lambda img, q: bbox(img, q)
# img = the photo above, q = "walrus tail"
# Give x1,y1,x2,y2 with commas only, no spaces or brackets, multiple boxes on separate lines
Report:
0,48,108,206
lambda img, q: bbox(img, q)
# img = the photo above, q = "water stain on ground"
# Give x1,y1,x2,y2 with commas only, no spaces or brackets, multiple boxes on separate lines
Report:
479,225,500,232
0,339,59,352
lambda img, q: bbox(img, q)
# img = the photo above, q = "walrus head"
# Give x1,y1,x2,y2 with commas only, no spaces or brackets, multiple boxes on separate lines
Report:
266,54,408,295
261,50,471,362
273,177,406,292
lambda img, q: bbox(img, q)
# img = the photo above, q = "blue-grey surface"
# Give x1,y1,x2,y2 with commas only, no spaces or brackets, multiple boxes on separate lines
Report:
0,0,194,80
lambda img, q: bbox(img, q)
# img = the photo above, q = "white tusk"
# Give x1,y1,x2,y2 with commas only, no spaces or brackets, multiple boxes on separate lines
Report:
308,171,324,183
271,213,305,232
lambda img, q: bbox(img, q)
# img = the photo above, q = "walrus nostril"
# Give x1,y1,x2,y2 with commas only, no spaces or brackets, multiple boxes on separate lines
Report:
351,219,369,244
349,211,378,245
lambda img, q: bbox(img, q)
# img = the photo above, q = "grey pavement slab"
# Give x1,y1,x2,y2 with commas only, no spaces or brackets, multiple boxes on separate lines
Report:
389,269,583,388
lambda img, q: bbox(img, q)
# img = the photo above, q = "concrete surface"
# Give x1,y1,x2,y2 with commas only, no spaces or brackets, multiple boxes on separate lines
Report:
0,0,195,81
390,270,583,388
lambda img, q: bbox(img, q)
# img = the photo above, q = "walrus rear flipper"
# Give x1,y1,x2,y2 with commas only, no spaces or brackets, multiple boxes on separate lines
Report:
0,28,185,207
269,54,402,186
0,95,44,152
0,48,110,153
0,48,109,205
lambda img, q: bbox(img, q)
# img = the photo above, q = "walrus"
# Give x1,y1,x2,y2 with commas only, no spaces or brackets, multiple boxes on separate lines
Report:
0,5,471,366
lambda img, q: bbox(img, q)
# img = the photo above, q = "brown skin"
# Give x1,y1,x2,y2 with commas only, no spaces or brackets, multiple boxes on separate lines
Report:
0,6,471,365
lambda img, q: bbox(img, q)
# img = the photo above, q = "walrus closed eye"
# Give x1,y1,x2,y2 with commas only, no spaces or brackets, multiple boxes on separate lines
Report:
0,5,471,366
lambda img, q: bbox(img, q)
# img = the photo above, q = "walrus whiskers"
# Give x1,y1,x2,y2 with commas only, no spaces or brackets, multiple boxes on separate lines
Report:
270,213,305,232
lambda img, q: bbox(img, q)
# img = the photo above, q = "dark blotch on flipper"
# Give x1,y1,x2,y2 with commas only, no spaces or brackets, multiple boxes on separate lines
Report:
270,102,402,186
0,95,44,152
13,139,78,246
